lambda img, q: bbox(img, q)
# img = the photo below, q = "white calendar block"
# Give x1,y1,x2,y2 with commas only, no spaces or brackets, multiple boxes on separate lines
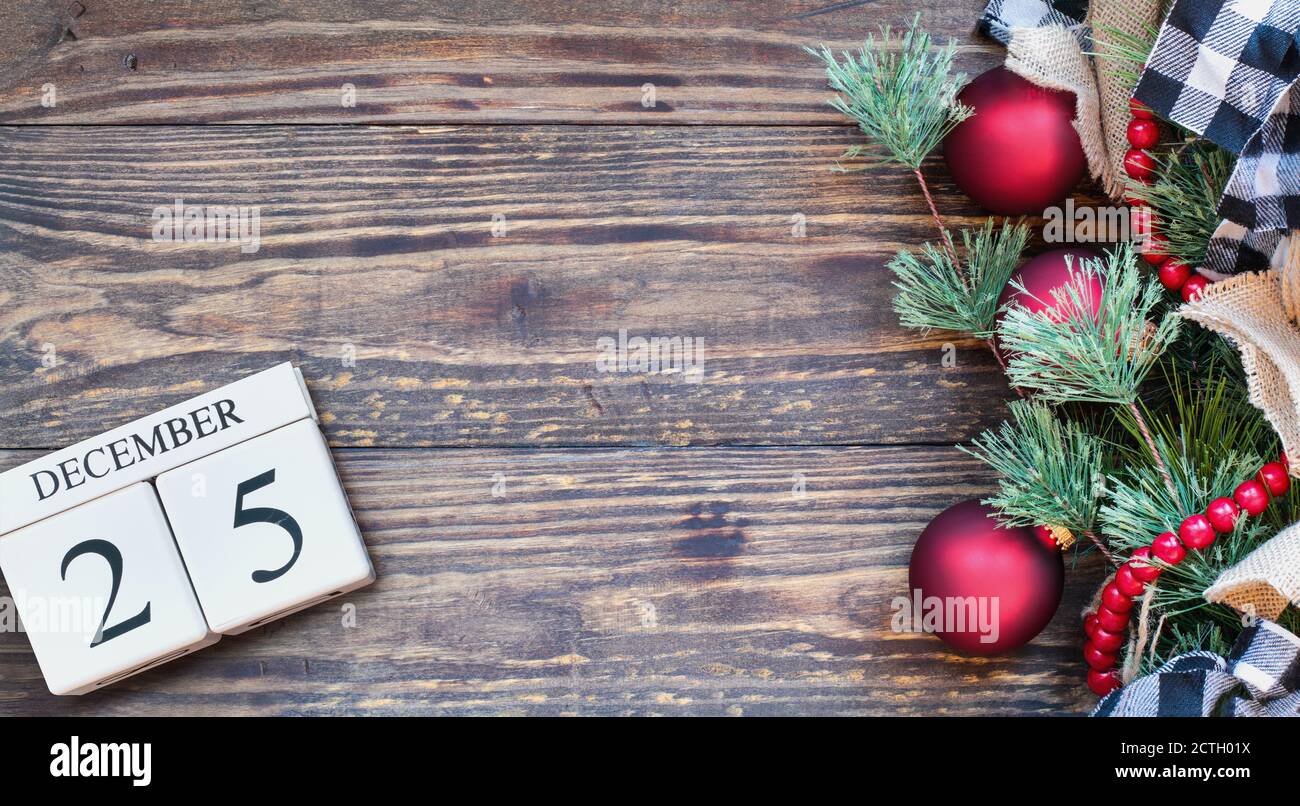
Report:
0,483,218,695
155,418,374,634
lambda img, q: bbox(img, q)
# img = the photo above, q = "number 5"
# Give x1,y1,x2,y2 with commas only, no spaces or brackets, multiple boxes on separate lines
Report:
233,469,304,583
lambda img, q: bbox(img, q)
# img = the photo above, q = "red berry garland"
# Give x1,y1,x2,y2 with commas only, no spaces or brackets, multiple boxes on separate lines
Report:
1122,95,1215,301
1082,454,1291,697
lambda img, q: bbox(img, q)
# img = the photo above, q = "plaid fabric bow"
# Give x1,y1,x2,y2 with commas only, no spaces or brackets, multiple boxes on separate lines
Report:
1134,0,1300,276
978,0,1089,45
1092,619,1300,717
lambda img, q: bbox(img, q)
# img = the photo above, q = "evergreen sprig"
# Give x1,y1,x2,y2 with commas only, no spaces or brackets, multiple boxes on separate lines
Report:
960,399,1104,536
998,245,1181,404
807,15,972,171
1125,141,1235,268
888,220,1029,337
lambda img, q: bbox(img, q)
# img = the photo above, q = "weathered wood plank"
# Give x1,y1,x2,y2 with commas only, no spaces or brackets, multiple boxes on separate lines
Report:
0,1,1001,124
0,124,1031,449
0,445,1101,716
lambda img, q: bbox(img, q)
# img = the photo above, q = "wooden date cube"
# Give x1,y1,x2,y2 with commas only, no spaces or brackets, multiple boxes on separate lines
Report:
0,483,218,695
155,418,374,634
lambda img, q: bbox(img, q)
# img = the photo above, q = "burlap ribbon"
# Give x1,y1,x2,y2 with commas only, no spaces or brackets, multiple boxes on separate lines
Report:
1179,259,1300,480
999,0,1166,200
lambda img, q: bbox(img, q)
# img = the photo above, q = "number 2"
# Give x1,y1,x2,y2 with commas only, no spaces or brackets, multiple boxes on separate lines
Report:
233,469,304,583
61,539,152,648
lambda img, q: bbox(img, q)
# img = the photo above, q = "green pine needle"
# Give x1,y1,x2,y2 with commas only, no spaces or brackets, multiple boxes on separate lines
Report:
1125,141,1235,269
888,220,1029,337
998,245,1180,404
960,399,1105,535
1088,23,1160,87
807,15,972,171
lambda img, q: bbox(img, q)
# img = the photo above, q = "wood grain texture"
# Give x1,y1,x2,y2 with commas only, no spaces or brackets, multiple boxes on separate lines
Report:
0,124,1031,449
0,1,1001,124
0,446,1101,716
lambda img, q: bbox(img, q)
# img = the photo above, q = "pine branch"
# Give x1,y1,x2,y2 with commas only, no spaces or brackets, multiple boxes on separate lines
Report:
1097,366,1300,670
960,399,1107,548
807,15,972,173
1087,23,1160,87
998,245,1180,404
888,220,1029,338
1125,141,1235,268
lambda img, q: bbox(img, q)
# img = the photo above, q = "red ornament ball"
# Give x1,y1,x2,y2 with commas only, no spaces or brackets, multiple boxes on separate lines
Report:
1258,462,1291,496
1102,582,1133,613
1124,148,1157,181
1181,274,1208,302
908,500,1064,656
1084,640,1117,670
1127,118,1160,149
1088,668,1122,696
943,67,1086,215
1091,625,1125,653
1141,232,1168,265
1158,259,1191,291
1096,606,1129,633
1205,497,1241,533
1179,514,1217,550
1115,564,1146,597
1234,480,1270,516
1128,546,1161,583
1151,531,1186,565
1129,99,1155,120
998,247,1104,319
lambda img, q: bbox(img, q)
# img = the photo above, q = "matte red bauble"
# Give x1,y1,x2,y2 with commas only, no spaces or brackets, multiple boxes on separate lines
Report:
943,66,1087,215
908,500,1064,656
998,247,1103,318
995,247,1103,355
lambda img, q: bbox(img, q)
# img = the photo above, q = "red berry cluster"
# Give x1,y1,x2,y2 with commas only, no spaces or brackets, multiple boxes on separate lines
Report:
1082,455,1291,697
1124,99,1208,303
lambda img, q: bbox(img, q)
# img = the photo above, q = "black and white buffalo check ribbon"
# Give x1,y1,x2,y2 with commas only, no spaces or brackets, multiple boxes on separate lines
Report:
1134,0,1300,276
978,0,1089,46
1093,619,1300,717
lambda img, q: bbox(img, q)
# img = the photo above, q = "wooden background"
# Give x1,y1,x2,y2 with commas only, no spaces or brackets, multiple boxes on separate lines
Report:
0,0,1102,715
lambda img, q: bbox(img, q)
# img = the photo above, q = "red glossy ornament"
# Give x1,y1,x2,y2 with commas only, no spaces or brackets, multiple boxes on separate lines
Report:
1084,640,1117,670
1096,606,1129,633
1088,668,1122,696
943,67,1086,215
1181,274,1208,302
1101,582,1132,613
1127,118,1160,149
1084,613,1100,638
1234,480,1270,516
1258,462,1291,497
1179,514,1216,550
1157,259,1191,291
1141,232,1168,265
996,246,1103,333
1205,497,1241,533
1125,148,1157,181
908,500,1064,655
1130,207,1155,236
1151,531,1186,565
1092,626,1125,653
1130,99,1155,119
1128,546,1161,583
1033,524,1061,551
1115,564,1146,597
